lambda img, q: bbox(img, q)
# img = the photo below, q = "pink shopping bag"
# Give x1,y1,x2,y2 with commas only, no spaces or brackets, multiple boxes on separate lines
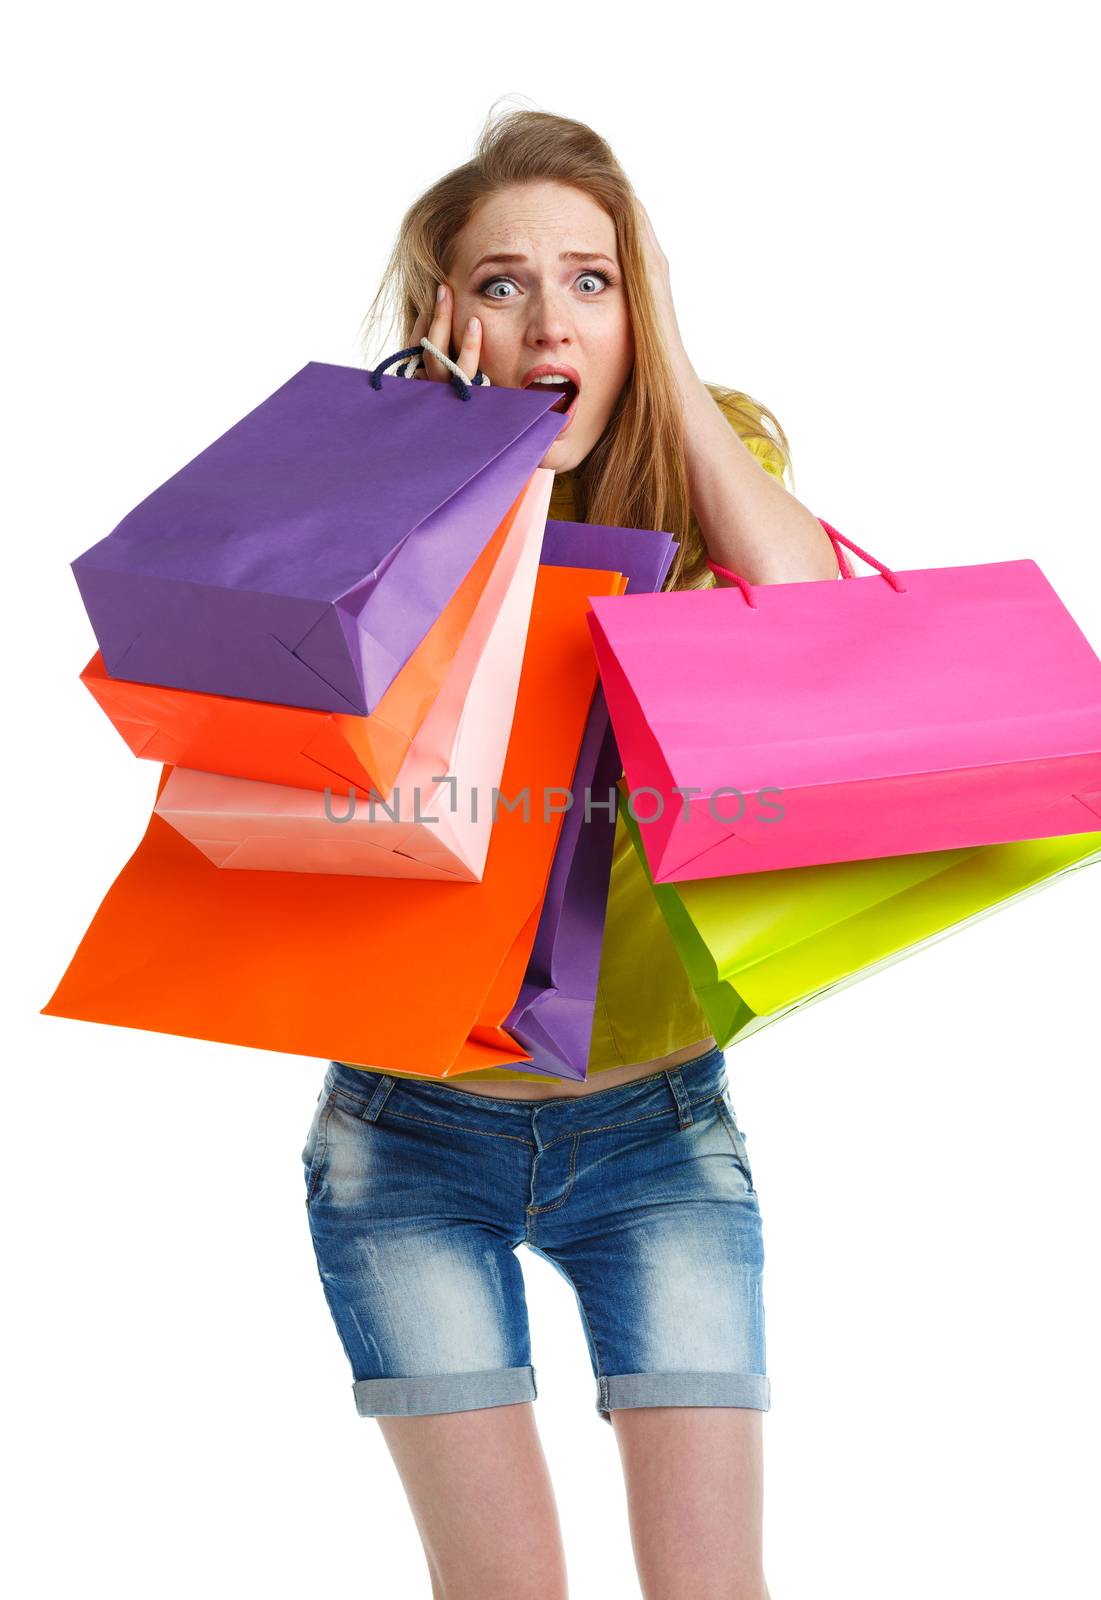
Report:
586,520,1101,882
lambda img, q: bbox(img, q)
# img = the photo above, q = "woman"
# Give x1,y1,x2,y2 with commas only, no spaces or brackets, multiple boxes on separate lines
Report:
302,106,839,1600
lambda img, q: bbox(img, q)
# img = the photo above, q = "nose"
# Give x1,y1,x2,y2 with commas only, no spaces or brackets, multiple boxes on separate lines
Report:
524,286,575,350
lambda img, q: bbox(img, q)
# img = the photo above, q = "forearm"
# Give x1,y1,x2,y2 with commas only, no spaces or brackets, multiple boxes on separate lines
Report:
672,355,840,586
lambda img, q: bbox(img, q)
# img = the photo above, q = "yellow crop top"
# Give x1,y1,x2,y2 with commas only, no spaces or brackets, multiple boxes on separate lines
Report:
456,390,791,1083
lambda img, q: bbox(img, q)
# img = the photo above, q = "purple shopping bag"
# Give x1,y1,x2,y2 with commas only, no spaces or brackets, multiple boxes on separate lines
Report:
71,359,566,715
503,518,677,1079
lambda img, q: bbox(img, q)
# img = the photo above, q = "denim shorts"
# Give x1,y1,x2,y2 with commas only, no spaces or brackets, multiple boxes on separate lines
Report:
301,1044,768,1425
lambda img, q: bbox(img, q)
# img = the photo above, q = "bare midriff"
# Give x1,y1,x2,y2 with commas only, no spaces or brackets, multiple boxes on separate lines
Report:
428,1036,719,1101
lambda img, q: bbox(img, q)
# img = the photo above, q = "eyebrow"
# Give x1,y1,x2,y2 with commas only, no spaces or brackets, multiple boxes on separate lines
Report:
468,250,618,275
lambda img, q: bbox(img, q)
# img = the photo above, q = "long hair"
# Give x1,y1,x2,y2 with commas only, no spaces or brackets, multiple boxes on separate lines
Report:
358,101,793,593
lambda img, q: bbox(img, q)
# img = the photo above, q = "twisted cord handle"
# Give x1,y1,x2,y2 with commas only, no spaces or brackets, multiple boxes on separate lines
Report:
707,518,907,607
368,338,491,401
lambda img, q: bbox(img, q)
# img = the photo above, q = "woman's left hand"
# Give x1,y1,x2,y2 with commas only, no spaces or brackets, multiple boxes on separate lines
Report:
635,198,689,368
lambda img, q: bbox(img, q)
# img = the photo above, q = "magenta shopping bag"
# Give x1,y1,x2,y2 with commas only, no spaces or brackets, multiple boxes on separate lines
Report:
71,357,566,715
587,521,1101,883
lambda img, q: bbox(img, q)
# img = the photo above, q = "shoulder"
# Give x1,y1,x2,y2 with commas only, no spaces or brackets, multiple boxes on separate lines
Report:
704,383,790,483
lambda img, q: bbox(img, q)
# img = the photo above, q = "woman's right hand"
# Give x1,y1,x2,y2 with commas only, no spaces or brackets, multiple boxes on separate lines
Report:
407,283,484,383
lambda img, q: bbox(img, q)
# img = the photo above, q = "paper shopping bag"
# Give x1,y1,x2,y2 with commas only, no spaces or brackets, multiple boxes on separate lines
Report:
41,564,626,1077
78,468,541,802
150,468,551,879
588,521,1101,882
496,517,678,1080
71,359,566,714
620,795,1101,1048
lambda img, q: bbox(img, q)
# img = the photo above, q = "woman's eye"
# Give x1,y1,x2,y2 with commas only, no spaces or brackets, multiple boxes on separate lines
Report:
477,270,614,300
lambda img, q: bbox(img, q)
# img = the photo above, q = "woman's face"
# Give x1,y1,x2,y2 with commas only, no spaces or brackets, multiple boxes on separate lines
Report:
445,180,634,473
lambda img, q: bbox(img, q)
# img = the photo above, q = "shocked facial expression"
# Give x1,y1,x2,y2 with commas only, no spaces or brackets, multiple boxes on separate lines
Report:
446,180,635,472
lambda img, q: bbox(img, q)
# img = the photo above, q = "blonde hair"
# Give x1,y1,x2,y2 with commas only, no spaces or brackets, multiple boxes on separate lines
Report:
358,100,793,593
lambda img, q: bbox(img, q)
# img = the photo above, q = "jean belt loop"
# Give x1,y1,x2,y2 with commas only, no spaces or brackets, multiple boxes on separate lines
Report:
663,1067,694,1130
363,1076,398,1123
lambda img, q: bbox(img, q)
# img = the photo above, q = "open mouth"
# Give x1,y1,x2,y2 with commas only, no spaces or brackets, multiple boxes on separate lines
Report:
547,380,578,414
522,372,580,423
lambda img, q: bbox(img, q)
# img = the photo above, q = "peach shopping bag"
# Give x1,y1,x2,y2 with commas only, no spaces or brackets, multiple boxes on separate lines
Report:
151,469,551,879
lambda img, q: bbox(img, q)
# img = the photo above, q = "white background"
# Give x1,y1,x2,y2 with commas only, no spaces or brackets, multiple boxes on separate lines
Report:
6,2,1099,1595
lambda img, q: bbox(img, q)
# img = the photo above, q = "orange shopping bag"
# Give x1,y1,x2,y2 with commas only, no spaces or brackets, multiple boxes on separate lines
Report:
77,477,538,802
42,564,626,1077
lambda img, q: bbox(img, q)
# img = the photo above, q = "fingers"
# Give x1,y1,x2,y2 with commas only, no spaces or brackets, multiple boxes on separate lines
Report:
637,199,666,264
421,284,453,382
415,284,483,384
453,309,482,383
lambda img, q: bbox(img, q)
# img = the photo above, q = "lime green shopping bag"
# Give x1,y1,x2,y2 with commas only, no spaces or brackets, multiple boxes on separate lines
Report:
619,787,1101,1048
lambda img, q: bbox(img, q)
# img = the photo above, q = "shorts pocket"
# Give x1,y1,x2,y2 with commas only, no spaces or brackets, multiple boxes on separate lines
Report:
714,1092,756,1191
301,1089,336,1206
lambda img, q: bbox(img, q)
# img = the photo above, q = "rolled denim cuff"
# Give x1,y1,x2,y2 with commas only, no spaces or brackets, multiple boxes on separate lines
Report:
353,1365,538,1418
596,1370,770,1422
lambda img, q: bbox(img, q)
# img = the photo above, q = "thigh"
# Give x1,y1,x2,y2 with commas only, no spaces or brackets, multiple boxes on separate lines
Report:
533,1078,769,1422
611,1404,768,1600
376,1406,569,1600
302,1083,535,1413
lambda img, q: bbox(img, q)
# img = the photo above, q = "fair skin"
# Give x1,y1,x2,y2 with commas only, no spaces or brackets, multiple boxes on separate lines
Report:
375,181,804,1600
